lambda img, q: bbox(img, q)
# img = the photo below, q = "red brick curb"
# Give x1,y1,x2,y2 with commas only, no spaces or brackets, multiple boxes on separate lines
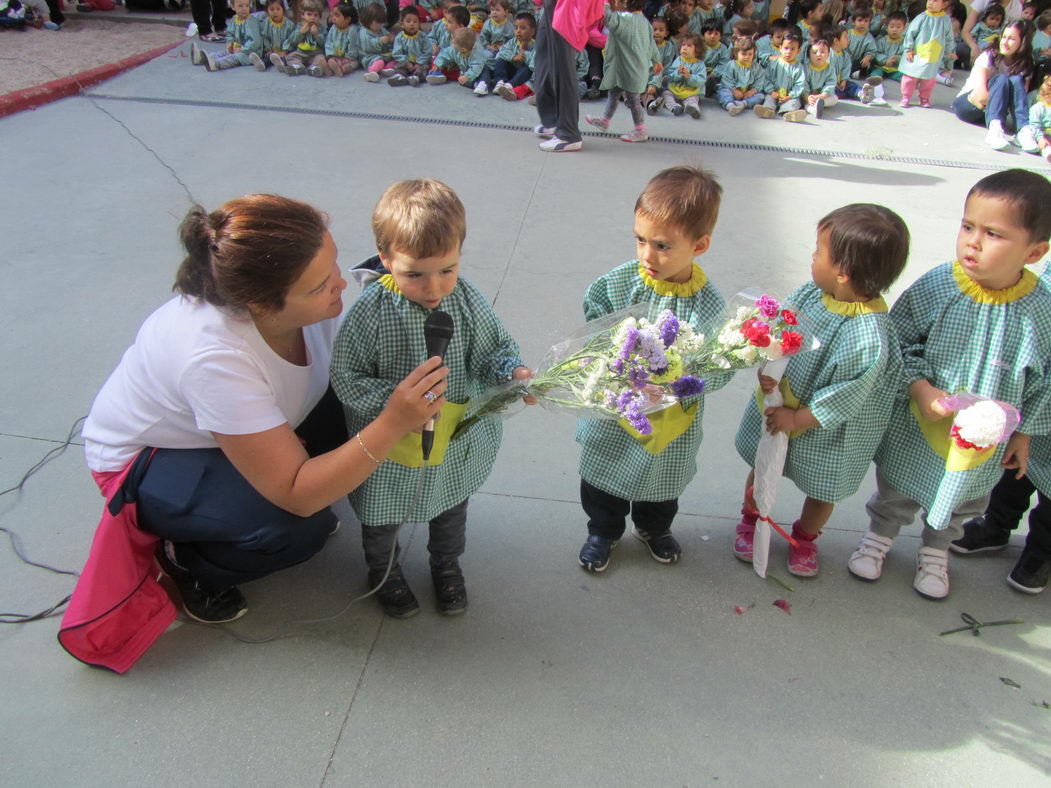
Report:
0,39,184,119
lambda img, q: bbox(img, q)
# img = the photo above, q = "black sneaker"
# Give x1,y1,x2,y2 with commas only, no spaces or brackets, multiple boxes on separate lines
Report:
632,527,682,564
368,567,420,619
430,560,468,615
1006,550,1049,594
155,543,247,624
949,515,1011,554
578,534,618,573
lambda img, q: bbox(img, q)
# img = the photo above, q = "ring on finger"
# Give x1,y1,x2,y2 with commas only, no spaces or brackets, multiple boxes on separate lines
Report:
424,390,437,403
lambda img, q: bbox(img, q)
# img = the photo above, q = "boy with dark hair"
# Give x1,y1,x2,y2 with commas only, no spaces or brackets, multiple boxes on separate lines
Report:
848,169,1051,600
754,26,808,120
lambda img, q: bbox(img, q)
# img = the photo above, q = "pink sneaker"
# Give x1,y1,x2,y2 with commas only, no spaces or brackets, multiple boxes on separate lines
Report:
899,99,909,108
920,100,933,109
733,508,758,561
584,114,610,131
787,522,819,577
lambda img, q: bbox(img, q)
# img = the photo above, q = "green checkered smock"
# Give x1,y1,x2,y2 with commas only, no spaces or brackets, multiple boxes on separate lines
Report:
875,262,1051,529
331,276,523,526
576,261,730,502
735,282,902,503
1018,265,1051,496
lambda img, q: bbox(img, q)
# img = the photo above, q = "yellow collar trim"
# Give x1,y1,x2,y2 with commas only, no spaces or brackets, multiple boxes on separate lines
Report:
887,35,903,41
269,17,286,26
809,61,829,70
638,262,707,296
926,9,946,15
379,273,403,295
952,261,1037,303
682,56,699,62
821,293,888,315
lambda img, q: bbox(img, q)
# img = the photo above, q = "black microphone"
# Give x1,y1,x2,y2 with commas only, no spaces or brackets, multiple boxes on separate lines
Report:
421,310,454,461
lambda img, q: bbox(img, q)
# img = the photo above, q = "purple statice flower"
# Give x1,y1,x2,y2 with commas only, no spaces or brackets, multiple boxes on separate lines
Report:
657,310,679,348
616,391,634,410
637,329,669,374
669,375,705,399
611,358,625,375
755,295,781,319
604,390,618,410
618,326,639,363
619,392,653,435
627,362,650,388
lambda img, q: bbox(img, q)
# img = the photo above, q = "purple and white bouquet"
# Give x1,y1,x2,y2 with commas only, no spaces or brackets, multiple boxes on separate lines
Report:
453,305,708,438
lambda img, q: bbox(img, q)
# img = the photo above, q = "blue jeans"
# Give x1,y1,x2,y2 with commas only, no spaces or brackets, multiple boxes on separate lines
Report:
985,73,1029,132
716,87,765,108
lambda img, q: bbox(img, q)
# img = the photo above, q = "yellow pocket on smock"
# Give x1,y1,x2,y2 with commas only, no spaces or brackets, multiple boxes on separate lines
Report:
755,378,807,440
909,399,997,472
386,401,468,468
618,402,699,455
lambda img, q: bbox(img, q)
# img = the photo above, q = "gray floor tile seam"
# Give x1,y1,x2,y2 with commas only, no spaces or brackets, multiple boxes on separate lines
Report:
490,159,547,310
82,91,1026,174
0,432,84,446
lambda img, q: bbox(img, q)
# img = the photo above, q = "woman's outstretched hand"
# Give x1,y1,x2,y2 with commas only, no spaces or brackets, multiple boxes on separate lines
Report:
382,356,449,432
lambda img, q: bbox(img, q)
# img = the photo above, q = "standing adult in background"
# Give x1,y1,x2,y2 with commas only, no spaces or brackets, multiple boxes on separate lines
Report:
190,0,230,41
534,0,604,152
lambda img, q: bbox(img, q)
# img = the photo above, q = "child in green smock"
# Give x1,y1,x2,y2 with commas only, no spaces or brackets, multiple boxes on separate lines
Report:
848,170,1051,600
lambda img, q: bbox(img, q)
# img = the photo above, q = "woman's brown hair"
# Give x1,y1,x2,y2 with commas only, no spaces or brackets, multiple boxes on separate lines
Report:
174,194,328,313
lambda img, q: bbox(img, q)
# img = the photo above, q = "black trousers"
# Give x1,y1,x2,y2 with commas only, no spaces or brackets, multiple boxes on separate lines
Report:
136,387,348,591
580,479,678,540
983,469,1051,562
189,0,230,35
360,499,469,572
533,0,581,143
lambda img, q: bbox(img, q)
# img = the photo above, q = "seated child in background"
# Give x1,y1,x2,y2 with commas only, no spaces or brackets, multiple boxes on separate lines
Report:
324,3,361,77
754,26,808,121
252,0,296,70
688,0,721,33
584,0,662,144
388,5,431,85
331,179,529,618
869,0,886,36
831,25,881,103
730,18,759,44
757,17,789,63
428,27,487,87
661,32,707,117
576,165,732,574
485,11,536,99
719,35,768,114
722,0,754,39
358,2,395,80
874,11,907,81
480,0,515,56
645,15,678,113
430,3,470,60
1026,73,1051,162
735,204,909,577
274,0,328,76
848,169,1051,600
847,8,878,77
1034,10,1051,65
1022,0,1038,20
899,0,955,108
192,0,257,71
802,36,838,117
752,0,771,33
970,3,1005,51
701,22,730,94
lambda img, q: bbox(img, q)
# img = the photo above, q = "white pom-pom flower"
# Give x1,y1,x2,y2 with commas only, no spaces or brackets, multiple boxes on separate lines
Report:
954,400,1008,448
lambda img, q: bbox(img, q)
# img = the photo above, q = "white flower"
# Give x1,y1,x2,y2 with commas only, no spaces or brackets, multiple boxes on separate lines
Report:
955,400,1008,448
712,354,732,369
612,317,637,345
734,306,754,324
733,345,759,364
718,326,746,347
759,342,784,361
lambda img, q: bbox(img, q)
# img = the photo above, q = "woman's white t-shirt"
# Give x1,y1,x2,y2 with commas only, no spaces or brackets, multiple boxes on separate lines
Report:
957,50,1009,95
84,296,337,472
968,0,1023,22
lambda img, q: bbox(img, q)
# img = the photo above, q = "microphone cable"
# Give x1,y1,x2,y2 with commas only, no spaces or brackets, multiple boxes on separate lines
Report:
208,463,431,645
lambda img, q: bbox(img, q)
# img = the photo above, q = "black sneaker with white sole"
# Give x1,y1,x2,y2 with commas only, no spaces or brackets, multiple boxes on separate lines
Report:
1007,550,1049,594
632,527,682,564
155,543,247,624
431,560,468,615
368,567,420,619
579,534,618,573
949,515,1011,554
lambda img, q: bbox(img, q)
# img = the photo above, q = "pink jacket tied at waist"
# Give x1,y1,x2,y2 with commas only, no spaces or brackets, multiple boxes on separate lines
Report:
552,0,606,52
58,453,176,674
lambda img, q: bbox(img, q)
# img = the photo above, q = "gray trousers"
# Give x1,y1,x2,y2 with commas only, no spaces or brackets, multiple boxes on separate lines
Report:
533,0,581,143
360,498,469,571
866,470,986,550
605,88,645,126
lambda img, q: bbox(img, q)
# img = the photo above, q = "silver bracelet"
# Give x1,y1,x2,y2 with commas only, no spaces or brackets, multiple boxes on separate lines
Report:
356,432,382,465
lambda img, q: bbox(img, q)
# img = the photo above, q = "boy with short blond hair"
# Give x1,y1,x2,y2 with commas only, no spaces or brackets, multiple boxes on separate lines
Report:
331,179,528,618
428,27,487,86
848,169,1051,600
575,165,733,573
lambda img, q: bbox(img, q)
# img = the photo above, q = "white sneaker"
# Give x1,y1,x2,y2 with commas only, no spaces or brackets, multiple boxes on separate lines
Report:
538,137,582,152
847,531,894,581
1044,147,1051,164
533,124,556,137
914,546,950,599
1017,125,1041,153
935,71,953,87
727,101,744,116
986,121,1011,150
190,41,204,65
473,80,488,95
